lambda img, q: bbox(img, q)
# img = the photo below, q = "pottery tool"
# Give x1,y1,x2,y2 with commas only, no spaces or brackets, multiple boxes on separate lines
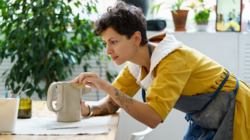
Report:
47,127,80,130
5,85,8,98
16,82,26,98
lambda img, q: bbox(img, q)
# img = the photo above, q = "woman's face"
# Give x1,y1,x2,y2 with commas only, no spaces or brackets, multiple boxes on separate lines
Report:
102,26,137,65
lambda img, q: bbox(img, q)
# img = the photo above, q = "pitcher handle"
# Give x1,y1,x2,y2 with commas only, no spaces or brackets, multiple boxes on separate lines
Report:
82,85,92,96
47,82,63,112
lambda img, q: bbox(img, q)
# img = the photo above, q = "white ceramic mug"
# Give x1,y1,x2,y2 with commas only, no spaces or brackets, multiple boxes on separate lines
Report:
0,98,20,132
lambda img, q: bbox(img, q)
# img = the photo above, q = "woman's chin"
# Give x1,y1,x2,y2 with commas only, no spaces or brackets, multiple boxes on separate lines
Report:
114,60,125,66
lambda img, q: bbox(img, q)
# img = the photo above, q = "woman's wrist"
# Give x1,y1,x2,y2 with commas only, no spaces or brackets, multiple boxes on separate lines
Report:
82,104,91,117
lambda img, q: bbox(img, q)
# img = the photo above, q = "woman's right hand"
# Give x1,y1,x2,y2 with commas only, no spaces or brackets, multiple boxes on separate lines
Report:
73,72,111,92
54,96,90,116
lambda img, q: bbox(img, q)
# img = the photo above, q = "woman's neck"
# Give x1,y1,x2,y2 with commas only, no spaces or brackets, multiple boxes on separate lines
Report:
136,43,155,72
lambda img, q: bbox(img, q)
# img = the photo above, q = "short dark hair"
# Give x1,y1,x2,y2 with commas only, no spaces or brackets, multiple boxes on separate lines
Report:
93,1,148,46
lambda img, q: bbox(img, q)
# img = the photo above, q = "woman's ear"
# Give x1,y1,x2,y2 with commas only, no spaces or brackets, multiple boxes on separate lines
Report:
134,31,142,46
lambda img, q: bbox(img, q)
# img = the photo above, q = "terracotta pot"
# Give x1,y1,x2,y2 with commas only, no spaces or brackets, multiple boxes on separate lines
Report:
171,10,189,31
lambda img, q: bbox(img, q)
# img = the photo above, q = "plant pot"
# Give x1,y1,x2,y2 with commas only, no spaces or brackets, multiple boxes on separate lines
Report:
171,10,189,31
196,21,208,31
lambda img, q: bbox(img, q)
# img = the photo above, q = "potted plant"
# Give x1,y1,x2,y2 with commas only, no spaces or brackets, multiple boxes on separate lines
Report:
0,0,117,99
151,0,189,31
189,0,212,31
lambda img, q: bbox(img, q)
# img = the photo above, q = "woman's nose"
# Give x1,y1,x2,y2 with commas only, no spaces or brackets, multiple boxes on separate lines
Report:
106,45,113,54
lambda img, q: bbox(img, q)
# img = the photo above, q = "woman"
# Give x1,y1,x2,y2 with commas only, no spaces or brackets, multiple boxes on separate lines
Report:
72,1,250,139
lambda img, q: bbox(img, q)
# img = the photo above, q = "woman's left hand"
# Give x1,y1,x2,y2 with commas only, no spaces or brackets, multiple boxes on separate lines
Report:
73,72,110,91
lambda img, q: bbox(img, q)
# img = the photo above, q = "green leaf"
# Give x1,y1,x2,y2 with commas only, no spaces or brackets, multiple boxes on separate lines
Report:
41,35,46,48
11,55,15,63
106,70,118,83
172,9,177,15
63,53,68,59
26,65,33,70
150,3,164,14
92,6,98,13
70,55,76,64
74,2,79,8
48,59,55,68
29,51,33,57
68,50,77,55
2,69,9,76
106,55,111,60
69,69,72,75
100,55,104,61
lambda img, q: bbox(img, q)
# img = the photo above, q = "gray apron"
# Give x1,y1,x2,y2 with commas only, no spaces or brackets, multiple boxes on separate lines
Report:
142,43,239,139
174,71,239,140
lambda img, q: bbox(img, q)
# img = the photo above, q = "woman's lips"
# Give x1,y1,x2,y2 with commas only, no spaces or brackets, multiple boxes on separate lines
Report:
111,56,118,61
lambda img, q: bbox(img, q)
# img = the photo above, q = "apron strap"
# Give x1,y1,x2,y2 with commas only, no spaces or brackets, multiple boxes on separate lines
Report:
199,71,230,112
233,77,239,95
142,43,152,103
148,43,152,57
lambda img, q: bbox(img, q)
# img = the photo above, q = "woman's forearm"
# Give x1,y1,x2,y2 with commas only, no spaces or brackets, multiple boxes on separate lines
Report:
105,85,162,128
90,96,120,116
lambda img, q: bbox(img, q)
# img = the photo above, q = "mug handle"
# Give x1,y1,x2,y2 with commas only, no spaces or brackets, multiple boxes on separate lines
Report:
47,82,63,112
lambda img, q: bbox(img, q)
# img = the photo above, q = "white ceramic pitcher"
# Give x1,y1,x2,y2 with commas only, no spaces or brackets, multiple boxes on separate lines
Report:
47,82,91,122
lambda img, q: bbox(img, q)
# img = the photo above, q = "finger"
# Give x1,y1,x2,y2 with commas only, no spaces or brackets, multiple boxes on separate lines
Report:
79,73,89,84
74,75,80,83
87,72,91,77
74,73,83,83
82,77,94,86
86,82,94,88
80,100,82,104
78,74,84,84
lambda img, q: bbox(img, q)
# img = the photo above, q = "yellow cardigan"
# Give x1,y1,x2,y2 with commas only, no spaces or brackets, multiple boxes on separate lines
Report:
112,45,250,139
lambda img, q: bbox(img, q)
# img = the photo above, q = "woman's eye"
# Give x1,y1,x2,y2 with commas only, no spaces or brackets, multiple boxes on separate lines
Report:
112,41,117,44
